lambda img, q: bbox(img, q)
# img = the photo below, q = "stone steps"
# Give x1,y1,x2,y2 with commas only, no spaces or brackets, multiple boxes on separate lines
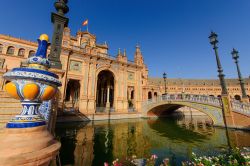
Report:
0,103,22,108
0,91,21,128
0,109,20,115
0,97,20,102
0,123,6,130
0,95,19,101
0,103,21,111
0,115,15,123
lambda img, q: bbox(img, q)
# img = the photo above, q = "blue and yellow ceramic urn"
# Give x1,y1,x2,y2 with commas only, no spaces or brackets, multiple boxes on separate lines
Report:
3,34,61,128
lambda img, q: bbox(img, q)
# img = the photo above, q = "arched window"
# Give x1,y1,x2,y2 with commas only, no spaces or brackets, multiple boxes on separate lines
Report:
154,92,157,97
0,44,3,54
18,48,25,56
7,46,15,55
28,50,35,57
148,91,152,99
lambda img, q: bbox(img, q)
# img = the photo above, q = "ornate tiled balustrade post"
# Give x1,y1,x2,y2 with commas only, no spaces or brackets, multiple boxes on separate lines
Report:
0,34,61,165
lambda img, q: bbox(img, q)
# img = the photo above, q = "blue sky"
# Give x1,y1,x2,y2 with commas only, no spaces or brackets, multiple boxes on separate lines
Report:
0,0,250,79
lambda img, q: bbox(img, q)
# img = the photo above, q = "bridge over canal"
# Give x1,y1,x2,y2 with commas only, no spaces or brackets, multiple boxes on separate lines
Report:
142,94,250,128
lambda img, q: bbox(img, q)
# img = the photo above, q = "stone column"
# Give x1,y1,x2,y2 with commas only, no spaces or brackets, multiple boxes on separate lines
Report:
96,90,99,105
106,81,110,108
101,88,104,106
128,88,131,100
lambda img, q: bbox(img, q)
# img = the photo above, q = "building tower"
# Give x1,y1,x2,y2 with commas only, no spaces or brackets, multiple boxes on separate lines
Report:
134,44,148,87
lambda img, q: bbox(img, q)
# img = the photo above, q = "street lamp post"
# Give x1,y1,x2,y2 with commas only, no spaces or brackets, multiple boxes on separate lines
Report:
231,48,248,101
209,32,232,148
163,72,167,95
209,32,228,95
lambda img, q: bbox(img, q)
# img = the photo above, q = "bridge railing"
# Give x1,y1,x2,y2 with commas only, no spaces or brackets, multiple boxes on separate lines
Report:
144,94,222,107
231,100,250,116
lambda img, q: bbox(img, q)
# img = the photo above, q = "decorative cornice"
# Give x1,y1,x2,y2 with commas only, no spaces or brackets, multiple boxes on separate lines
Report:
148,77,250,86
0,33,143,69
0,34,37,47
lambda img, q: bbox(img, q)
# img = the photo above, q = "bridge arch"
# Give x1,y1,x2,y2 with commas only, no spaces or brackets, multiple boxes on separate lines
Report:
143,96,225,126
147,102,216,123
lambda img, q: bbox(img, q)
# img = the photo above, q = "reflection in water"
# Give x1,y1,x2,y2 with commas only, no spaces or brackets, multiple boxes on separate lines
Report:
55,117,250,166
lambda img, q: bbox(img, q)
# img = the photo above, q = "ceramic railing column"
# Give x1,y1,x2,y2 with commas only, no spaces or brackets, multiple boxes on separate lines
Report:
1,34,61,165
4,34,61,128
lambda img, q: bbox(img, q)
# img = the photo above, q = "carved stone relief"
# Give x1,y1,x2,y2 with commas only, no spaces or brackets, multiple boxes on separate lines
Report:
128,71,135,81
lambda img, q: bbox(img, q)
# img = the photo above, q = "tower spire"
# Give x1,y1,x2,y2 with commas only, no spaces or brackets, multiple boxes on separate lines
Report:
118,48,121,56
135,44,141,54
134,44,144,66
123,48,127,57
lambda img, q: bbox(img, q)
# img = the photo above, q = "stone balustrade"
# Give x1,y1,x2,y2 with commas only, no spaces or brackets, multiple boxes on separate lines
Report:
145,94,222,107
231,100,250,116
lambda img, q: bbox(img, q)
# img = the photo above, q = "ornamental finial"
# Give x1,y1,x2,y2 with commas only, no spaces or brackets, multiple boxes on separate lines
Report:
27,34,51,69
54,0,69,15
35,34,49,58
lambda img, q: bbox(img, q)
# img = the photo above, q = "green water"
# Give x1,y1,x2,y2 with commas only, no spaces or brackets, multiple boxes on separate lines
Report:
55,117,250,166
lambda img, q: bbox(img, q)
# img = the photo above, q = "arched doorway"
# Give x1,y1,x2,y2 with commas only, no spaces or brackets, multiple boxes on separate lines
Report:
64,79,80,111
234,95,241,101
148,91,152,99
127,86,135,109
96,70,115,111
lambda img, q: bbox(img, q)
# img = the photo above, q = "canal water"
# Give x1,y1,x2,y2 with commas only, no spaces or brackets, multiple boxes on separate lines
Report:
55,116,250,166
